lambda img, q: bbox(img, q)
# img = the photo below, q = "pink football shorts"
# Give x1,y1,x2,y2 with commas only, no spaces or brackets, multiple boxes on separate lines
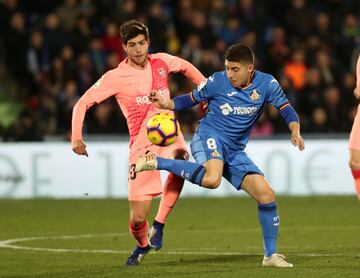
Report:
127,133,188,201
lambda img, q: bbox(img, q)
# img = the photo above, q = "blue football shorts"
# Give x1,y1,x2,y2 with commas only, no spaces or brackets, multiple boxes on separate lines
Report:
190,130,263,190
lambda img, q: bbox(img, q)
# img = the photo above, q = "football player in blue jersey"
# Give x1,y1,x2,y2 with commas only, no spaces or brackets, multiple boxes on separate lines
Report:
135,43,305,267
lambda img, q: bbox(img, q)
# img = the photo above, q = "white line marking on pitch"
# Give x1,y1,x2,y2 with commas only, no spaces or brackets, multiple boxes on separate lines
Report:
0,233,358,257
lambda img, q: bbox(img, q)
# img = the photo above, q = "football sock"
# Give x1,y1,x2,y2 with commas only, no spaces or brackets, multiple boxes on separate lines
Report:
258,202,279,257
155,173,184,223
351,169,360,200
157,157,206,185
128,220,149,248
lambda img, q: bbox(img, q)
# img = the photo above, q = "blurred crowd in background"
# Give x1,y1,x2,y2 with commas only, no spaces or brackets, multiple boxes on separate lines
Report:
0,0,359,141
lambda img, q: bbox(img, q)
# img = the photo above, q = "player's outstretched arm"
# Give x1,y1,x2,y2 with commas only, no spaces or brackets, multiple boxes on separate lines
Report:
289,122,305,151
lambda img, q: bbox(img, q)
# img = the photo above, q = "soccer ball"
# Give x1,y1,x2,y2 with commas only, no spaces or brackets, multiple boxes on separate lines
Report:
146,112,179,146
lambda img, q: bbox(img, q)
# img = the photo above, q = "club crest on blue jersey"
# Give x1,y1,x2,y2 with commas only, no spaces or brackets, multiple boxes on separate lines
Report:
250,90,261,101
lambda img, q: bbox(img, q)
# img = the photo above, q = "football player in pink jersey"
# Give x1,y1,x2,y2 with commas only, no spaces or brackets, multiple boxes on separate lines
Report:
71,20,205,265
349,54,360,200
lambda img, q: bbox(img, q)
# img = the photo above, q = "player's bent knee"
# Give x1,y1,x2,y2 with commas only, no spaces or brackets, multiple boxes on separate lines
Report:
130,214,147,226
257,188,276,204
201,174,221,189
130,219,147,228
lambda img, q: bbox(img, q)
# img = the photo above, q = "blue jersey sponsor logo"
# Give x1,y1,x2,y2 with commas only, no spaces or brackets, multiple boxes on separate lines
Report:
220,103,259,116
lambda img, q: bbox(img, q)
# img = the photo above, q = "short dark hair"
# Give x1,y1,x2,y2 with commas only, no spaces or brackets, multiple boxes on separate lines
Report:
119,20,149,44
225,43,254,64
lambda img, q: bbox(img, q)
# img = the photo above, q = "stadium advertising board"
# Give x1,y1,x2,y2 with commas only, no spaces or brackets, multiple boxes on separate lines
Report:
0,140,353,198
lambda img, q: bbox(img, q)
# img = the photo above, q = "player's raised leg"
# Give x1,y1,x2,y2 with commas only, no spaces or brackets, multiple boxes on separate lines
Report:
135,152,224,189
241,174,293,267
135,133,224,189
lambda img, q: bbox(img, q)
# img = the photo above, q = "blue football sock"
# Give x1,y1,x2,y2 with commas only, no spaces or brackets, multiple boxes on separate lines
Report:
258,202,279,257
157,157,206,185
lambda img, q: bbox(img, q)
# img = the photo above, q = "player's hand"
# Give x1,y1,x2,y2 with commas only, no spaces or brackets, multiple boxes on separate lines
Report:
354,86,360,100
149,90,173,110
72,140,89,157
291,133,305,151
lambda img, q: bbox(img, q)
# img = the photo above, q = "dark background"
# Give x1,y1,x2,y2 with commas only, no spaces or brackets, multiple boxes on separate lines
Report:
0,0,359,141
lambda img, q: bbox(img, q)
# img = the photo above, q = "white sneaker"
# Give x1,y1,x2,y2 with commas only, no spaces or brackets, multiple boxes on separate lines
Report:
262,253,294,267
135,152,158,173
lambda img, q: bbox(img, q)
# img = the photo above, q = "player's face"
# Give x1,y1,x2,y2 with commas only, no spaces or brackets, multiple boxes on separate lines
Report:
225,60,254,88
124,34,150,68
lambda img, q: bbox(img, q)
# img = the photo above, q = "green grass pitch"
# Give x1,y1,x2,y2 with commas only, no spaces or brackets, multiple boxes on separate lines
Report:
0,196,359,277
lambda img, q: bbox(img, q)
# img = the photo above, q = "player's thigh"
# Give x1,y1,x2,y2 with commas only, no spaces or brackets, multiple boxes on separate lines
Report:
241,174,275,204
203,158,224,179
128,147,163,201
